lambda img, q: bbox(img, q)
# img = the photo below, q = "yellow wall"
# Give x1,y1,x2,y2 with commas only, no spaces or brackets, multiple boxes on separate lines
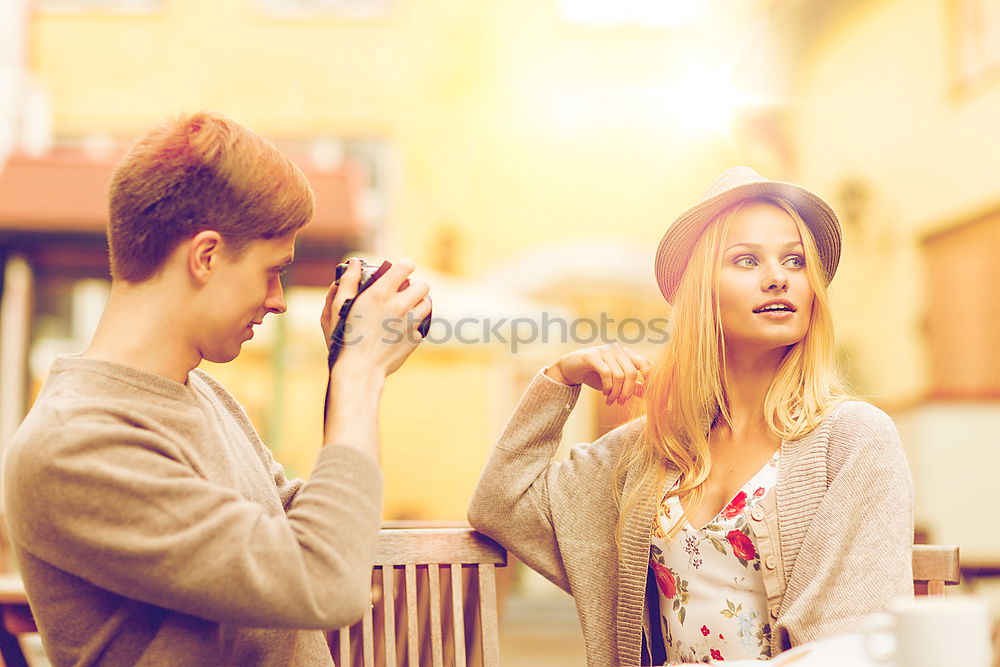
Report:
791,0,1000,403
51,1,970,522
791,0,1000,560
32,0,749,274
202,303,504,520
377,347,498,520
31,0,760,519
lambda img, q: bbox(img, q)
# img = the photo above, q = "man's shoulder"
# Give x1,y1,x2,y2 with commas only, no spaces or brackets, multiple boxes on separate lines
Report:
188,368,256,427
28,363,194,424
9,363,204,464
16,372,131,436
188,368,237,403
10,387,171,462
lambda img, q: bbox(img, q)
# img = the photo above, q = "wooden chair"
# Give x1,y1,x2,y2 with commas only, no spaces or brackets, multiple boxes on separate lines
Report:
329,527,507,667
913,544,961,595
0,538,959,666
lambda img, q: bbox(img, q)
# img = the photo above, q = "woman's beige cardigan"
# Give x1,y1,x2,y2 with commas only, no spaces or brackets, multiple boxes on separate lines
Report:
468,371,914,666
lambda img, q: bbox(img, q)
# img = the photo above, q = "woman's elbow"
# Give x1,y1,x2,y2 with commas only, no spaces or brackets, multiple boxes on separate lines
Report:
467,492,503,538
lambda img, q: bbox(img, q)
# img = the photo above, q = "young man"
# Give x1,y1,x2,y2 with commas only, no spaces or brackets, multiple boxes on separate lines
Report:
3,112,431,666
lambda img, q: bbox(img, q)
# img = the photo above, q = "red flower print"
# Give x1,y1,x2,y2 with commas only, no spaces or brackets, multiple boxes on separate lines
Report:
711,648,724,660
753,486,766,498
719,634,724,639
720,491,747,519
700,625,710,636
726,529,757,560
650,559,676,599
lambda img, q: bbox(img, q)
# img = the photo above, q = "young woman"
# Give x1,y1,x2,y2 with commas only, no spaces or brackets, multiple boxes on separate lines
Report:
468,167,914,665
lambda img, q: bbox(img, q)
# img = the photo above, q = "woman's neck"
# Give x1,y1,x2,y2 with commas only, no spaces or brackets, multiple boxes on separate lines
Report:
717,346,788,438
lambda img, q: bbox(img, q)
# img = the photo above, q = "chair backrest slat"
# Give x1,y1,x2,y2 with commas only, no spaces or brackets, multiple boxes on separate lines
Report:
331,528,506,667
362,603,375,667
382,568,397,667
450,565,466,667
404,563,419,667
477,564,500,667
427,564,444,667
339,615,351,665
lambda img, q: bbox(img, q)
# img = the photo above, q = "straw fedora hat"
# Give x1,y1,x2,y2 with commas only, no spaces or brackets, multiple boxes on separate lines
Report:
654,166,842,303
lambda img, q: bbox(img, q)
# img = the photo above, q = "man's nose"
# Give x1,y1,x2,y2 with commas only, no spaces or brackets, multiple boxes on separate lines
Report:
266,282,287,314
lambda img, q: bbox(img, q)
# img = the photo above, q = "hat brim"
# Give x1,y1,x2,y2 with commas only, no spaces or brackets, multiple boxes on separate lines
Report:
654,180,841,303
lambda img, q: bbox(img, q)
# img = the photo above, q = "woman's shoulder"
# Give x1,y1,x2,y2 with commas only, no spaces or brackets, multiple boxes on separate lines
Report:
823,399,899,440
814,399,905,470
598,415,648,450
560,416,647,465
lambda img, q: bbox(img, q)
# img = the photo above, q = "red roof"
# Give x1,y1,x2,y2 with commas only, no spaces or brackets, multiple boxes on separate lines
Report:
0,148,365,242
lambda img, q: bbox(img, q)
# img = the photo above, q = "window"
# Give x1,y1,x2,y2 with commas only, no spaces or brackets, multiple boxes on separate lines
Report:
923,210,1000,398
37,0,160,13
256,0,393,18
952,0,1000,88
297,136,392,233
560,0,705,28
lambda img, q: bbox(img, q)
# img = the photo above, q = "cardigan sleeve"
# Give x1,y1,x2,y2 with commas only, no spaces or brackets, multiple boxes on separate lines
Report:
467,370,637,594
776,401,915,647
6,414,383,631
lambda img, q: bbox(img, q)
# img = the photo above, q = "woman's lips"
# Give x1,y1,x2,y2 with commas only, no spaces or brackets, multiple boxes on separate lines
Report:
755,309,794,320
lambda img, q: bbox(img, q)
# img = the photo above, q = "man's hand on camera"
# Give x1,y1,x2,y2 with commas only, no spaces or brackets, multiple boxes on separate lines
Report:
321,258,361,348
321,257,431,378
320,258,430,455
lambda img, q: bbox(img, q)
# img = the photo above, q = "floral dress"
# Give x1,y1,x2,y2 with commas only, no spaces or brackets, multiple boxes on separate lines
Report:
648,452,779,664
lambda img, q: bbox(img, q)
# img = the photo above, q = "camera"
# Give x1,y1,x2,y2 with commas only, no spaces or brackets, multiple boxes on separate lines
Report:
334,260,432,337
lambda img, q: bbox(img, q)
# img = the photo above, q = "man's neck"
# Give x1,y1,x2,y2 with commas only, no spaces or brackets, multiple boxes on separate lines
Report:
84,281,200,384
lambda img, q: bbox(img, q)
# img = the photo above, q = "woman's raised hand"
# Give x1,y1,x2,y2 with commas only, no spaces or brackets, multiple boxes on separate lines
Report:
545,343,652,405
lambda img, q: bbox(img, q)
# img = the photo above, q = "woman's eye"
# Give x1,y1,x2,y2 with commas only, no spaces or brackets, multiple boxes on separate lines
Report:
784,256,805,269
735,256,757,268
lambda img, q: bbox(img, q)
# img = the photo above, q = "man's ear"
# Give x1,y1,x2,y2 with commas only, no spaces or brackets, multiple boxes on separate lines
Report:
188,230,224,285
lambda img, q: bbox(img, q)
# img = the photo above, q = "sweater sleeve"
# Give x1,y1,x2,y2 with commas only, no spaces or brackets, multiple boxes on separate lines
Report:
264,445,307,512
7,415,383,631
467,370,635,594
192,369,306,511
777,401,915,646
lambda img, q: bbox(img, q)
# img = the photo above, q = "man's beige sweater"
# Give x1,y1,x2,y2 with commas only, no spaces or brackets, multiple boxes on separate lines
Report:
469,371,914,666
4,355,382,666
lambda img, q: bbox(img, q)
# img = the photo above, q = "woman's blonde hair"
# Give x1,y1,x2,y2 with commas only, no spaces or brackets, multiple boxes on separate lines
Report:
617,197,848,540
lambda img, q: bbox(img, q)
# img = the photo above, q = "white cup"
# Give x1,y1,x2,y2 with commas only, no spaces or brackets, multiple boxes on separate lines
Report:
862,595,993,667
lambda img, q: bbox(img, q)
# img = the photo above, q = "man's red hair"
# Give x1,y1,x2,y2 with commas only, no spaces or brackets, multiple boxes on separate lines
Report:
108,112,314,282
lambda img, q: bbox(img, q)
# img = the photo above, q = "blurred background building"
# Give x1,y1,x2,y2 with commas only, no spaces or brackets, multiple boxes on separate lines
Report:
1,0,999,664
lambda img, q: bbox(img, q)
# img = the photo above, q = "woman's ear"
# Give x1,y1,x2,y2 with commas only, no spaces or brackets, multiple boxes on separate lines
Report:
188,230,223,285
